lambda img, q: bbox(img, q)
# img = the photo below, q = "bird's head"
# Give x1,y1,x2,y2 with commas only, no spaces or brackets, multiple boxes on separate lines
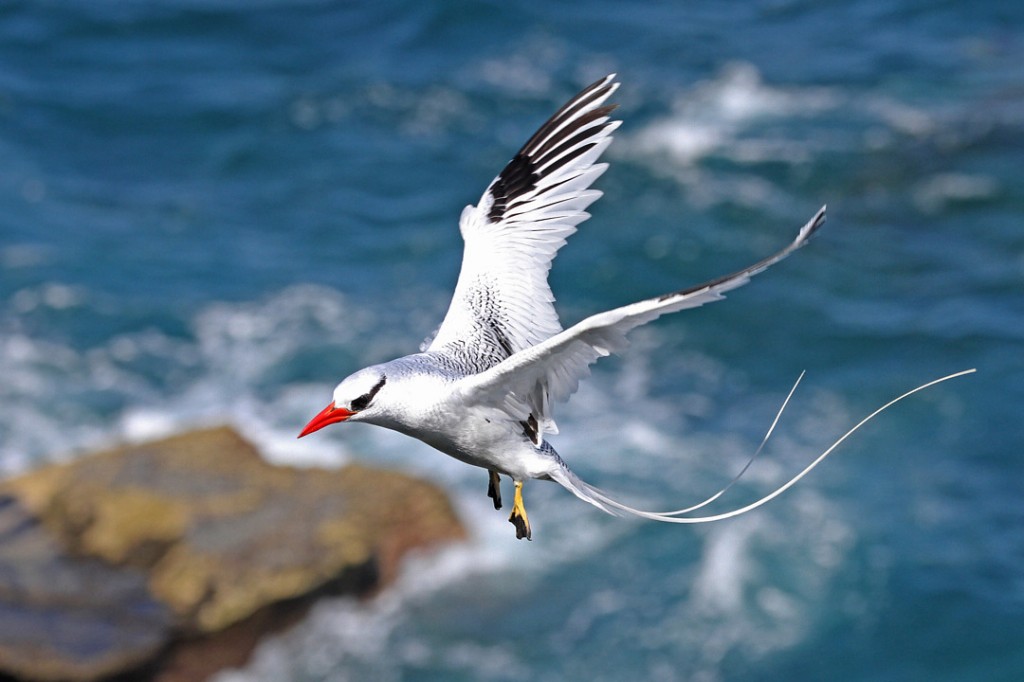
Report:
298,366,388,438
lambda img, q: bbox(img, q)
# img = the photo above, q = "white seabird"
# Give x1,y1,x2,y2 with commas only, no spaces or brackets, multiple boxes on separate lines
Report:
299,74,969,539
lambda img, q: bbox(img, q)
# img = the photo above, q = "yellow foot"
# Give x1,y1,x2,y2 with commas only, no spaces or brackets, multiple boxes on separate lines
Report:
487,471,502,510
508,480,532,540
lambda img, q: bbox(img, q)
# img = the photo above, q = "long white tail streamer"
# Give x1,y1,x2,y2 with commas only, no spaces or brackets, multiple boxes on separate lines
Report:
550,368,976,523
648,370,807,517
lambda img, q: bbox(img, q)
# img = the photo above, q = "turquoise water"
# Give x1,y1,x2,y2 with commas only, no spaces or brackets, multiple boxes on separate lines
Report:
1,2,1021,680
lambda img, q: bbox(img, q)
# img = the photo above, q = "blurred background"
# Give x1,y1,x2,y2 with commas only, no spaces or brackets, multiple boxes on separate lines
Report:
1,1,1021,680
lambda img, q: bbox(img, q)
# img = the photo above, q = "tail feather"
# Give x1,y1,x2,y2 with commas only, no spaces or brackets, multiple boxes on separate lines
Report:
548,369,976,524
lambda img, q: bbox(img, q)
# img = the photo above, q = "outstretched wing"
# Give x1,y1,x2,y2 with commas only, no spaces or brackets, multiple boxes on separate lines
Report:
456,206,827,431
426,75,621,378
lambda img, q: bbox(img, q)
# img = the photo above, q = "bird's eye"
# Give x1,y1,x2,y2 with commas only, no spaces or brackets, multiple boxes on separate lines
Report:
350,375,386,412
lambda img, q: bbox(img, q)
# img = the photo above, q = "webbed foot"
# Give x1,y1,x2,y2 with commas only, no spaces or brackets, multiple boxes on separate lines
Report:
508,480,532,540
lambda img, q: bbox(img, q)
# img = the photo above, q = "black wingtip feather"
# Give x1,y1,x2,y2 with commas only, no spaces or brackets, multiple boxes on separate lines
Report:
488,153,537,222
519,75,616,148
486,76,619,224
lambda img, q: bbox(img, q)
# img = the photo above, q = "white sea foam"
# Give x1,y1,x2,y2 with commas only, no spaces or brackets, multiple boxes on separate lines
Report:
629,62,837,167
0,284,370,471
622,61,942,216
0,244,50,269
913,172,1000,213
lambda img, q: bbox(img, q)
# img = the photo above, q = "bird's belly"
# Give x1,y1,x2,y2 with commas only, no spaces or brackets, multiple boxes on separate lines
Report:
396,408,549,479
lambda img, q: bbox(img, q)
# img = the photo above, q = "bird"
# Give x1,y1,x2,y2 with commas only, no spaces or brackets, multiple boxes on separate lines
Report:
298,73,829,540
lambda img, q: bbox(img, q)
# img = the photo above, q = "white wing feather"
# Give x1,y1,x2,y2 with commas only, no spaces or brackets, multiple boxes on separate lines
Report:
457,206,827,425
427,75,621,373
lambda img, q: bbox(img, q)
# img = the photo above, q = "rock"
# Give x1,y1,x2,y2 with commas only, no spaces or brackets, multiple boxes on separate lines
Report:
0,496,174,681
0,426,466,681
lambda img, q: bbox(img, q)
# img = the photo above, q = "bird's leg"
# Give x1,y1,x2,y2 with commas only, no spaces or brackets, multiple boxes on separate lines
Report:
487,470,502,510
509,480,532,540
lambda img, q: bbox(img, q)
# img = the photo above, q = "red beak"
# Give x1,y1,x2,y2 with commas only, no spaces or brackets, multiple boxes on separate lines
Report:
298,402,354,438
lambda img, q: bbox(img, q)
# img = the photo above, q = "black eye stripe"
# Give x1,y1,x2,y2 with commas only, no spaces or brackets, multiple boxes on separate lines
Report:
350,375,386,411
368,375,386,399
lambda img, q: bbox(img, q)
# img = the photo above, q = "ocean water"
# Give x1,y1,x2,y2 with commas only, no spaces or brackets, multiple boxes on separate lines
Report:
1,1,1021,680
